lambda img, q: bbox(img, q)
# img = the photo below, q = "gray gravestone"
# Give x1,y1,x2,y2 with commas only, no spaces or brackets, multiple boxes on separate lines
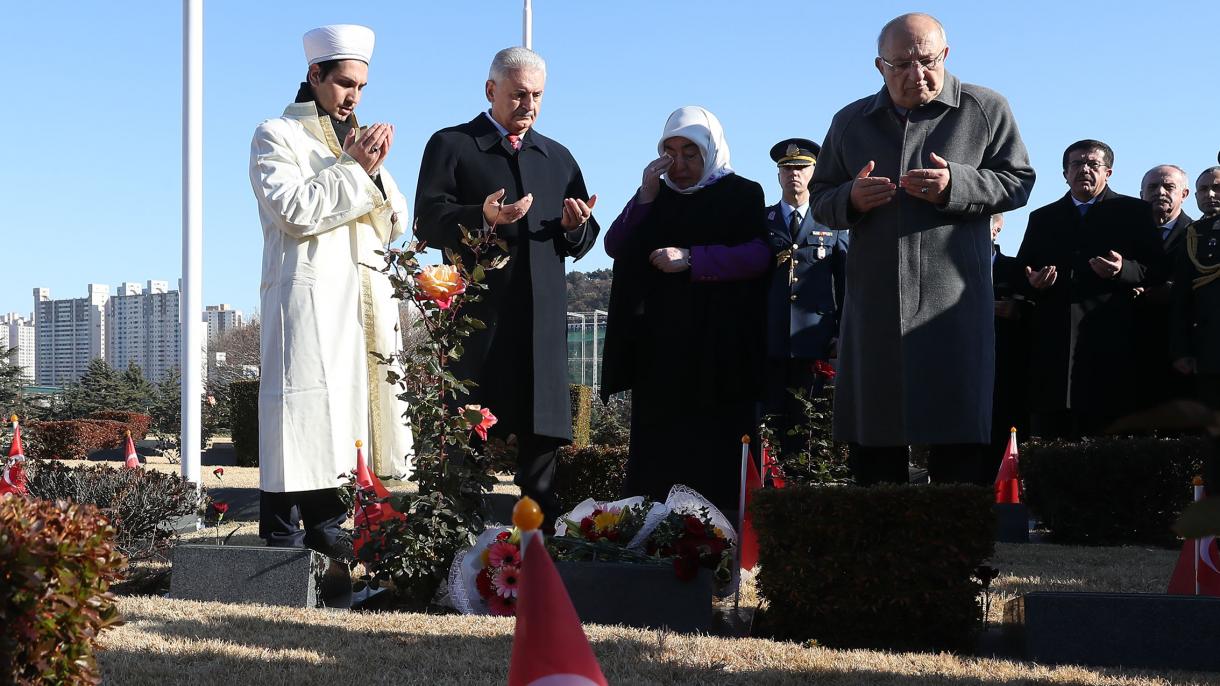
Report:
994,503,1029,543
170,544,351,608
556,561,713,632
1005,592,1220,672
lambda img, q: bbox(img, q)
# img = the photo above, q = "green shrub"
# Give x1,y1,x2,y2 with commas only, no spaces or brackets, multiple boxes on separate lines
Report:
87,409,153,440
554,444,629,512
25,419,128,460
229,379,260,467
569,384,593,448
752,484,994,652
590,392,630,446
1022,435,1207,547
25,460,201,561
0,495,125,685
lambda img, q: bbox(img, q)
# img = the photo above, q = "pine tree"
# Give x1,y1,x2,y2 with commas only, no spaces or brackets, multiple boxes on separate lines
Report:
117,362,155,413
61,358,123,418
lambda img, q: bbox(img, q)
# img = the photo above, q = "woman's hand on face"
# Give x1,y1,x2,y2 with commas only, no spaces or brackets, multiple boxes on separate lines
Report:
649,247,690,273
638,155,673,205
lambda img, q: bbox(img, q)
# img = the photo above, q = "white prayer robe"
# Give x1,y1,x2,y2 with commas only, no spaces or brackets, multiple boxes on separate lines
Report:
250,102,414,492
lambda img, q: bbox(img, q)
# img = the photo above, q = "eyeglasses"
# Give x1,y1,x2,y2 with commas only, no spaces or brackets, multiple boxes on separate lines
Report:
1067,160,1107,171
879,48,946,73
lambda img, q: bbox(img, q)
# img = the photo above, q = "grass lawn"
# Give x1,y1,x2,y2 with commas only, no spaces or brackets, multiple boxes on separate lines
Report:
72,462,1219,684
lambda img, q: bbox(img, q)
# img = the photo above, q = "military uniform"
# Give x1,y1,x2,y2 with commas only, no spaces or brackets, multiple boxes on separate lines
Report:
1171,215,1220,488
763,139,849,455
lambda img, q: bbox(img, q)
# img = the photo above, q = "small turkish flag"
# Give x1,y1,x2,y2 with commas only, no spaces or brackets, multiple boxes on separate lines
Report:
508,534,608,686
124,432,141,469
1168,482,1220,596
1,421,28,497
995,427,1021,504
739,449,764,571
352,441,405,556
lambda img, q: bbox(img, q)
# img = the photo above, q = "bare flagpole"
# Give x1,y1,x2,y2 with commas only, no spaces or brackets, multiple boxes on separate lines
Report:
181,0,203,487
523,0,533,49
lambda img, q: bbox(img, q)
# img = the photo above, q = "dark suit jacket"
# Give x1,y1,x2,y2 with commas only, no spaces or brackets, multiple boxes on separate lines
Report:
414,113,600,440
1016,188,1160,422
764,203,847,360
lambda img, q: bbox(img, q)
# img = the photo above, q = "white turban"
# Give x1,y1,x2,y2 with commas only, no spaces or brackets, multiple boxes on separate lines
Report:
303,24,375,65
658,106,734,194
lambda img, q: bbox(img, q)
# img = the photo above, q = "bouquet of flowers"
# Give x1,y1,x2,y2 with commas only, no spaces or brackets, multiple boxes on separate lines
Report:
449,525,524,616
448,486,738,616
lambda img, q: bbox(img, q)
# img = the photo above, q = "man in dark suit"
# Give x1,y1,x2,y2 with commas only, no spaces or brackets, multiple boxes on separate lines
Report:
989,213,1031,479
414,47,600,524
1197,166,1220,219
1017,139,1161,439
763,138,848,459
1134,164,1195,411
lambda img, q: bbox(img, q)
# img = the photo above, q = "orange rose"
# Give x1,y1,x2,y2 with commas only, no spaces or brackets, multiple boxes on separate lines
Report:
415,264,466,310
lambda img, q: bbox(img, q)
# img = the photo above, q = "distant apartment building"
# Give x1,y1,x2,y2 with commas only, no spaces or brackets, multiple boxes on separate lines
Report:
106,281,181,382
205,304,244,346
33,285,109,386
0,313,36,383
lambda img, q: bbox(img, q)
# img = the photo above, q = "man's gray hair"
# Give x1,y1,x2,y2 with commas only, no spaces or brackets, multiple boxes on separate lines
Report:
488,47,546,82
877,13,947,55
1143,164,1189,187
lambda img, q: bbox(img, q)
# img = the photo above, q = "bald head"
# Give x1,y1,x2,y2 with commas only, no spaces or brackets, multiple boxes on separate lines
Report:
877,13,947,55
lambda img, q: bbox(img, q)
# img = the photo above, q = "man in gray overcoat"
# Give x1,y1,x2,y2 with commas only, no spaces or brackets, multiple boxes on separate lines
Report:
808,13,1035,485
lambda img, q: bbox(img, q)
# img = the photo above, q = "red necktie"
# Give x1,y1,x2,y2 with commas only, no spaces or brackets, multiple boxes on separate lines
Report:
507,134,521,151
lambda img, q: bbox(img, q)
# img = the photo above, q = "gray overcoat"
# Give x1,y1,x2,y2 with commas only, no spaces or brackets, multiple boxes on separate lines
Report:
809,72,1035,446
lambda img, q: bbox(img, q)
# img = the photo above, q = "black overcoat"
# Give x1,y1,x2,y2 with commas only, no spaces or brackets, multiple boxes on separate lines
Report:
1016,188,1160,423
414,114,600,440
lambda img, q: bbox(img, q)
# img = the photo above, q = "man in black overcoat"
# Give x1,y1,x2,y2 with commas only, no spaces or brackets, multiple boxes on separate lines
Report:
414,47,600,523
1133,164,1195,412
1016,139,1161,439
989,213,1031,480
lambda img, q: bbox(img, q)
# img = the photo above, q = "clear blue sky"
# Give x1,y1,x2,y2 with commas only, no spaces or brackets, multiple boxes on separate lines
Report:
2,1,1217,319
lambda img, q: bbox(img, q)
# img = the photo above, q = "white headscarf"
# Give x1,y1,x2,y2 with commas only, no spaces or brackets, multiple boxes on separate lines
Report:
658,106,734,194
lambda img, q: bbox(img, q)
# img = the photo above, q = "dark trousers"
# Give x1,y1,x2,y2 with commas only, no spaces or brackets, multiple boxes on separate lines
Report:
514,433,563,527
259,488,347,550
1199,374,1220,494
849,443,993,486
763,357,826,457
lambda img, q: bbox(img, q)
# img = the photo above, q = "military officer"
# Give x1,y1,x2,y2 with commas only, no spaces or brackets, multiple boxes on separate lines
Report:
764,138,849,457
1171,212,1220,489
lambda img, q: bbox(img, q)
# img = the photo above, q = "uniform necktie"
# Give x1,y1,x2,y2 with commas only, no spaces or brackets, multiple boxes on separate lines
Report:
789,210,802,239
507,134,522,151
1077,203,1089,217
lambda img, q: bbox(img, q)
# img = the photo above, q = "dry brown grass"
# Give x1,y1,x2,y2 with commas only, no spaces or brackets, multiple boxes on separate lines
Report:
98,593,1219,685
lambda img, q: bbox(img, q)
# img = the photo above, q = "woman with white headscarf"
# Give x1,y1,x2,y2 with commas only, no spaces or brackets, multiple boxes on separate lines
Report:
600,106,771,517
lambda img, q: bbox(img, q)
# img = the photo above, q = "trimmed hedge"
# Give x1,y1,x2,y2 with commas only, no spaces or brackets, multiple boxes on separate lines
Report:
87,410,152,440
229,379,260,467
26,460,201,561
555,444,629,512
1022,435,1207,547
25,419,128,460
0,495,125,684
752,484,995,652
569,384,593,448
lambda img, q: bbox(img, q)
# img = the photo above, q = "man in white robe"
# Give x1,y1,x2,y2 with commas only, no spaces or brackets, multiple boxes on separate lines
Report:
249,24,413,553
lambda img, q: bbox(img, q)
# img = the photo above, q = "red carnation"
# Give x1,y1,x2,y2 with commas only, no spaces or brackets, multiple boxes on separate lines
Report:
813,359,837,380
683,515,705,537
211,501,229,515
213,467,224,478
673,554,699,581
475,567,494,598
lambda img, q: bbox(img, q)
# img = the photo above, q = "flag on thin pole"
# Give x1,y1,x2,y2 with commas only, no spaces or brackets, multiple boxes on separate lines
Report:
738,436,763,572
508,497,608,686
995,427,1021,504
352,440,405,556
1168,476,1220,596
1,414,28,497
124,430,141,469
